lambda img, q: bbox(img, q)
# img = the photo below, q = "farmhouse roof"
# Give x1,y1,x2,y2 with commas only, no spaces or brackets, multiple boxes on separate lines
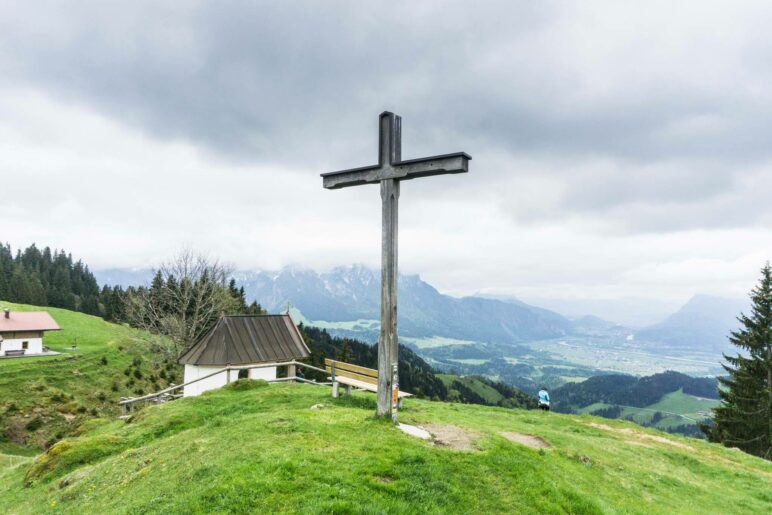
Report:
0,310,60,333
177,314,311,366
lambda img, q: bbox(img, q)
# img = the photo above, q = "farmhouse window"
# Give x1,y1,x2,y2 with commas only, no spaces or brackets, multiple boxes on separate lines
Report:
22,341,29,350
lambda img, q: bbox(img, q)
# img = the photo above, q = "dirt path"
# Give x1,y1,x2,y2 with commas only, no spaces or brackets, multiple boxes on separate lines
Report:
421,423,479,451
586,422,694,450
499,432,552,449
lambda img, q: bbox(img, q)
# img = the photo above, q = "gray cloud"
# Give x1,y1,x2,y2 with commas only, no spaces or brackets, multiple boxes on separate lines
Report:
0,0,770,303
3,1,770,165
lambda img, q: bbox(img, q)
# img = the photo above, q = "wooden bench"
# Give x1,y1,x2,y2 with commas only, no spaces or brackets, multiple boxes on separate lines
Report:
4,350,25,357
325,358,412,405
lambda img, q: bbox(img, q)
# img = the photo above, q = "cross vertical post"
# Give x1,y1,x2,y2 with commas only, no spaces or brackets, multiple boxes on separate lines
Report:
378,177,399,416
321,111,471,420
377,112,401,418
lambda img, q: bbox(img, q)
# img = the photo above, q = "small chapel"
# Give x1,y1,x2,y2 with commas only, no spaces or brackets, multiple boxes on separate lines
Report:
177,313,311,397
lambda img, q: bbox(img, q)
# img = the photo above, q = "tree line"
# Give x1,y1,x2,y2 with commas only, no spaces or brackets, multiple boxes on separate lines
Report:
0,244,264,356
0,243,103,315
299,325,535,408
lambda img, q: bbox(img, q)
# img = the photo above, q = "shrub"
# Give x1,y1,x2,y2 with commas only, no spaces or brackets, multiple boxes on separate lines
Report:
226,379,269,391
111,382,120,392
60,402,80,414
99,356,108,366
5,402,18,413
123,368,131,376
76,405,87,414
96,392,107,402
133,369,143,379
25,417,44,431
32,382,47,392
132,357,142,367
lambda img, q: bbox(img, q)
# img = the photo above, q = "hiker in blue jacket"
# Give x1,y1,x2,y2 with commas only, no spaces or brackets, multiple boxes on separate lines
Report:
538,388,550,411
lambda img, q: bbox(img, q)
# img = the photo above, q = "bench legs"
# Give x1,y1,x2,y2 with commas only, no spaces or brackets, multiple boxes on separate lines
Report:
331,382,353,398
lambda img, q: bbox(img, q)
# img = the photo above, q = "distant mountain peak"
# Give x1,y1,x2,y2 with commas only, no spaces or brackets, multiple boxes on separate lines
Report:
637,294,748,353
237,264,573,344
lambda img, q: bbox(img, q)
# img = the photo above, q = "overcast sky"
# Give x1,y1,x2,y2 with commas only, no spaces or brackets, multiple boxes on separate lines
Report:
1,1,770,310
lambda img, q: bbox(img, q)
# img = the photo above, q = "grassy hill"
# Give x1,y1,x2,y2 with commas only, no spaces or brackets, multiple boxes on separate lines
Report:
2,382,770,514
438,374,505,403
0,302,176,452
553,372,721,436
437,374,537,408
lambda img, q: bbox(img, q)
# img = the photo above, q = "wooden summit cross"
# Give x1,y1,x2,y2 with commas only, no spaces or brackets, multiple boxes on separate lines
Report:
321,111,471,421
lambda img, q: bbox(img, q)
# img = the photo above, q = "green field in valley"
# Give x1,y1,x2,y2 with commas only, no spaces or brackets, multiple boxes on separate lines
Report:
401,335,482,349
648,389,719,418
577,389,720,432
1,382,770,514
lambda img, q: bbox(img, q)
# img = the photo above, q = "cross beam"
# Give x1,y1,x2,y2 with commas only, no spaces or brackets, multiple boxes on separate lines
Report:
321,111,470,421
321,113,470,189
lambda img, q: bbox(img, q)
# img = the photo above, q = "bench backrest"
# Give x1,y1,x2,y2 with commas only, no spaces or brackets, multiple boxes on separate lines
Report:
324,358,377,385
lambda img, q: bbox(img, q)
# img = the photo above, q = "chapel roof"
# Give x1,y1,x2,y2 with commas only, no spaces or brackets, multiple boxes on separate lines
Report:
177,314,311,366
0,310,61,333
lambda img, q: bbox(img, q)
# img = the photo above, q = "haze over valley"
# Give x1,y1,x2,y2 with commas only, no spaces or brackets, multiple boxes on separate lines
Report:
95,264,746,390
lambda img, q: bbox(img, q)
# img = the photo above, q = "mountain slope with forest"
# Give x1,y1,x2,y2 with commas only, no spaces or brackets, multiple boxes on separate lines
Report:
552,371,720,436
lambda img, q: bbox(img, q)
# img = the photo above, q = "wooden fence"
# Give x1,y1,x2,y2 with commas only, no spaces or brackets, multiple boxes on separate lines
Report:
118,360,329,418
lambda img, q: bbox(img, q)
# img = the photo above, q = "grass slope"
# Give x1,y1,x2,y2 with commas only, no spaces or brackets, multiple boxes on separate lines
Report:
437,374,504,404
0,302,175,451
2,383,770,514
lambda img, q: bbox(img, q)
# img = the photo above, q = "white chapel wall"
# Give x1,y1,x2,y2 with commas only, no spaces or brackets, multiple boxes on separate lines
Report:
182,364,278,396
183,365,230,397
249,366,277,381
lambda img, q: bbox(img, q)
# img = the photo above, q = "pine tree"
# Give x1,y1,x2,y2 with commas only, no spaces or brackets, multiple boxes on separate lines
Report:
245,301,266,315
707,264,772,460
338,339,352,363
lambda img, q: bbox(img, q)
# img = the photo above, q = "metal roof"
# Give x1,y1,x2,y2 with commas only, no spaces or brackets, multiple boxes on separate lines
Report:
177,314,310,366
0,311,60,333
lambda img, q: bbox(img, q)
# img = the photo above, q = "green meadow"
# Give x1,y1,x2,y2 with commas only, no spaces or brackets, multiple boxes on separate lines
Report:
0,302,175,452
1,382,770,514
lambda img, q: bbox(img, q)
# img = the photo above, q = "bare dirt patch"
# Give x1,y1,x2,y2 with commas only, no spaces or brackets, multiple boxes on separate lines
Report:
421,423,479,451
586,422,694,451
499,432,552,449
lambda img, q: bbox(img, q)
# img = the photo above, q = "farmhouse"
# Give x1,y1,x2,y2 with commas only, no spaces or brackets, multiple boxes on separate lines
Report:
0,309,60,357
177,314,311,397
